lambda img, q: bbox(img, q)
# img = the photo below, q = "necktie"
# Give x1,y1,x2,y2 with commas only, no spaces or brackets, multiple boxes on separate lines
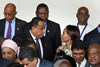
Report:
78,63,81,67
35,38,41,58
6,21,12,39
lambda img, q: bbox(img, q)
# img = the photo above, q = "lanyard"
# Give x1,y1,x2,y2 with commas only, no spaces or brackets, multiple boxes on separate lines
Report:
77,24,88,38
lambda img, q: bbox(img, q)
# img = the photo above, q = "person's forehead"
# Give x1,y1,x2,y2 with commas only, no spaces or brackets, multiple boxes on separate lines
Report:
78,8,88,13
38,7,48,12
89,47,98,53
72,49,85,53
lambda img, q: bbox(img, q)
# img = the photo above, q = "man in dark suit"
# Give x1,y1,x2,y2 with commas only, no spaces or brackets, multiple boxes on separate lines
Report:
36,3,61,61
13,17,45,59
83,24,100,47
0,3,26,40
19,47,53,67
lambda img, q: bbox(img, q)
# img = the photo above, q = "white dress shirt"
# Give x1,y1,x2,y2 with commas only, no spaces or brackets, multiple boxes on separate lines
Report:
37,58,40,67
77,24,95,40
4,18,16,39
76,58,87,67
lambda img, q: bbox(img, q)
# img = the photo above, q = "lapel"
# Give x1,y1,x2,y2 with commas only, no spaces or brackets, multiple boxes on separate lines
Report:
2,19,6,36
15,18,22,35
92,27,99,35
45,20,51,37
15,18,19,35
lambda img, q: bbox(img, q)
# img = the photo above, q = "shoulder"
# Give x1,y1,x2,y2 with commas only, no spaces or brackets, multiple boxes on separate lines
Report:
40,59,53,67
16,18,27,24
0,18,6,22
84,27,98,37
47,20,60,26
0,58,14,66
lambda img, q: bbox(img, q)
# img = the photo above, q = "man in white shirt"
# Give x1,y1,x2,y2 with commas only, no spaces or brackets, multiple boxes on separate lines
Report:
76,6,95,40
71,40,89,67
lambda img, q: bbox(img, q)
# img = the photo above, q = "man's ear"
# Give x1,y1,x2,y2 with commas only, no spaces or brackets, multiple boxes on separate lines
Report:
32,58,38,64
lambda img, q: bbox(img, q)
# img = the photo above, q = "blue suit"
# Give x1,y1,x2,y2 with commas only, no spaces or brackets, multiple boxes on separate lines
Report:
39,59,53,67
0,58,14,67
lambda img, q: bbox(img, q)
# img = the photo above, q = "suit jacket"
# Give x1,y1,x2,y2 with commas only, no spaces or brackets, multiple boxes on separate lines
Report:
13,30,43,58
83,27,100,47
41,20,61,61
0,18,27,39
39,59,53,67
0,58,14,67
83,27,100,59
13,20,61,61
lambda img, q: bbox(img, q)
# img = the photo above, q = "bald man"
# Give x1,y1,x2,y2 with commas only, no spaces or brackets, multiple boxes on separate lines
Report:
54,59,72,67
76,6,95,40
88,44,100,67
0,3,26,40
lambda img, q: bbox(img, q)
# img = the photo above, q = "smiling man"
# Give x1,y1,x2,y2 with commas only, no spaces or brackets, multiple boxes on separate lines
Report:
88,44,100,67
71,40,89,67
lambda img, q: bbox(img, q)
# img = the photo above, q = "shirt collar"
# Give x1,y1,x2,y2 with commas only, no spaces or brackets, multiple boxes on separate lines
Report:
6,18,16,23
29,30,36,40
76,58,87,66
97,26,100,33
37,58,40,67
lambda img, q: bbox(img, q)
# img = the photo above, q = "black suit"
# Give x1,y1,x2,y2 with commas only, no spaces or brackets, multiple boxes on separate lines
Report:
41,20,61,61
13,20,61,61
83,27,100,59
83,27,100,47
0,18,27,39
13,31,43,58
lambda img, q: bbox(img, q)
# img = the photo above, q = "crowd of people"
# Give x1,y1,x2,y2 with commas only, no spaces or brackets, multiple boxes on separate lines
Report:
0,3,100,67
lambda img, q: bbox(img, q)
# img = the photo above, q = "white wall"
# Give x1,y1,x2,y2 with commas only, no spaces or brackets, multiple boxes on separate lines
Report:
0,0,100,33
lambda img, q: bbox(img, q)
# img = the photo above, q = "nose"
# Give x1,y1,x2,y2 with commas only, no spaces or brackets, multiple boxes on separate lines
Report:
5,14,9,18
3,54,8,59
77,54,80,58
90,54,95,58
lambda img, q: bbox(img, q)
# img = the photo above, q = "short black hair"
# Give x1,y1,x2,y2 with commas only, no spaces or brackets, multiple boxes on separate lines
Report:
30,17,44,29
36,3,49,13
66,25,80,41
19,47,38,61
21,38,35,48
71,40,86,51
